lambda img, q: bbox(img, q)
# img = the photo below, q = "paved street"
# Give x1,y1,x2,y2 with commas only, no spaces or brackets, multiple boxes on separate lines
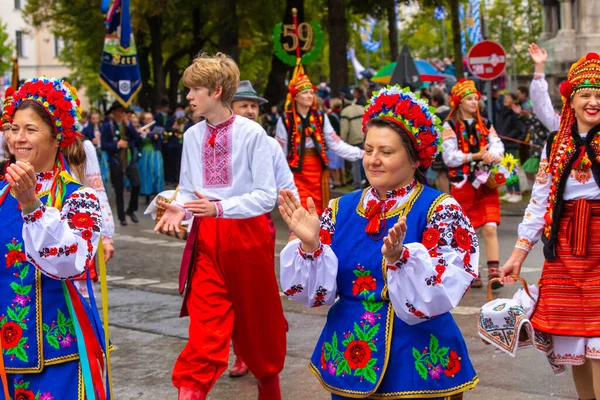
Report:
104,191,577,400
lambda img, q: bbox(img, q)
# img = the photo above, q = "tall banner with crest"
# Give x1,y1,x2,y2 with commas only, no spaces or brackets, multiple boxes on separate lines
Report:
99,0,142,107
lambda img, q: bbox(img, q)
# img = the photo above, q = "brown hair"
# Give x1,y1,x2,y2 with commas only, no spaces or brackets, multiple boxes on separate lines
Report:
13,101,86,182
183,52,240,105
365,118,425,184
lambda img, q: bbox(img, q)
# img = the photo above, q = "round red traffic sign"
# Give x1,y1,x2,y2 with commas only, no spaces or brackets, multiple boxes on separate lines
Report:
466,40,507,81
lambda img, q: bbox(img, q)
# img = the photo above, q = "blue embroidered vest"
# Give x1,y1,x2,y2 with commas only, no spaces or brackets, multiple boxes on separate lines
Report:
309,185,478,398
0,180,88,372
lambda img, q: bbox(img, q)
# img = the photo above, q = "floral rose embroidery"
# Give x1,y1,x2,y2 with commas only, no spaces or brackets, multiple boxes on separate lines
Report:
14,388,35,400
81,230,93,241
352,275,376,296
344,340,372,369
70,212,95,229
5,249,26,267
1,321,23,349
444,350,461,377
452,226,472,252
422,228,441,250
319,228,332,245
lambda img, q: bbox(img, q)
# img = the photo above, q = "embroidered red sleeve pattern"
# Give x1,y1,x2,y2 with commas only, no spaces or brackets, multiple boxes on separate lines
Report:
22,188,102,280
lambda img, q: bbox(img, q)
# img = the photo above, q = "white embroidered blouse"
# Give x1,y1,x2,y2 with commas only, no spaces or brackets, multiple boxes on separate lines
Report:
279,181,480,325
176,113,277,218
22,172,102,279
275,112,363,161
441,120,505,168
516,137,600,252
530,73,561,133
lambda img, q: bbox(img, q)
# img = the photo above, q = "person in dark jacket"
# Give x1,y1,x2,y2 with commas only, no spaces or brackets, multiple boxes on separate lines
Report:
101,101,141,225
495,93,528,203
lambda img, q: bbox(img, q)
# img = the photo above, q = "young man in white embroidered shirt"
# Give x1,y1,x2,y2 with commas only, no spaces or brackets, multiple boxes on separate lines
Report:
155,53,286,400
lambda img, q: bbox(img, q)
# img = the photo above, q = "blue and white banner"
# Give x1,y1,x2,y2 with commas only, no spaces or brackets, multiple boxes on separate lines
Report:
359,17,381,53
99,0,142,107
459,3,467,55
467,0,483,45
434,6,445,21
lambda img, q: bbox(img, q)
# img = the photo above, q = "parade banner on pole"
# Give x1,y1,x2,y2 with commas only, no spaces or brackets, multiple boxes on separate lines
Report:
467,0,483,45
458,4,467,55
99,0,142,107
434,6,445,21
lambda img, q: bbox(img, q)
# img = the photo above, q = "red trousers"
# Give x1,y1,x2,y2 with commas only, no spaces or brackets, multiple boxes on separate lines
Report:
172,215,287,393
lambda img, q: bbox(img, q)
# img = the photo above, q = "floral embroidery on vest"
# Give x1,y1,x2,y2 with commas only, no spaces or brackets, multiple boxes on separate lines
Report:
1,239,31,363
319,265,383,384
203,116,235,187
412,334,462,380
42,309,76,349
12,378,54,400
284,110,329,172
447,119,490,183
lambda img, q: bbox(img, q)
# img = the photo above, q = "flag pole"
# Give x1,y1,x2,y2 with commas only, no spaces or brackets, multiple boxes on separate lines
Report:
442,17,447,59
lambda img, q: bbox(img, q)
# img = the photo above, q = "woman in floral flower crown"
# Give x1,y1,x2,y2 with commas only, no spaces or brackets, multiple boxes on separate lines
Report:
501,53,600,398
442,79,505,290
0,77,111,399
279,86,479,399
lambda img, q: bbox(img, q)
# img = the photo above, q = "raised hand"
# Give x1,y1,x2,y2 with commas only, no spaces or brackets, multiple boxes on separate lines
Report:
184,191,217,217
528,43,548,74
381,216,408,264
154,202,186,235
278,189,320,252
5,161,38,209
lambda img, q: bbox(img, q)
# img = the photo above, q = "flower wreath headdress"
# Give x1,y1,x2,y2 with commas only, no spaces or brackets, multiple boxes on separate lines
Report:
362,85,442,170
5,77,83,148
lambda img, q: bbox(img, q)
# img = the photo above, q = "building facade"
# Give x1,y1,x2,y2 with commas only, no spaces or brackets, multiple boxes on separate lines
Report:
540,0,600,101
0,0,89,109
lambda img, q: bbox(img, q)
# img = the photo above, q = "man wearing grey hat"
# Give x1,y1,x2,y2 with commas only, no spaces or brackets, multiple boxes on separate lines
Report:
228,81,298,378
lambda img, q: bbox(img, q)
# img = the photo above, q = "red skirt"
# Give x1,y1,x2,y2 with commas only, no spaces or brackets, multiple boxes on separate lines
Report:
293,149,329,215
531,199,600,336
451,182,500,229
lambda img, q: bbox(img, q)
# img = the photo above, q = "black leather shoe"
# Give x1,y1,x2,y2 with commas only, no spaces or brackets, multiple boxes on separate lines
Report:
127,211,139,223
119,219,128,226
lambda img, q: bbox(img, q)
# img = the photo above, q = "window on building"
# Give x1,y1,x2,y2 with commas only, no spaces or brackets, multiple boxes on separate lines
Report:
54,36,64,58
16,31,24,58
14,0,21,9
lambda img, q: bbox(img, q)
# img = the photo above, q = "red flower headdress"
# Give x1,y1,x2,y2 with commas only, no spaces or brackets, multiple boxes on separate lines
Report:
6,77,83,148
362,85,442,170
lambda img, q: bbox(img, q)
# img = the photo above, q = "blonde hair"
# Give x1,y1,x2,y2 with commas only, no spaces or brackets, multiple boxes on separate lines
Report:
183,52,240,105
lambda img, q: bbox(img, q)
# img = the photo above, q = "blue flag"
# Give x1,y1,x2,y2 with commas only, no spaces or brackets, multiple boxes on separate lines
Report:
434,6,445,21
359,17,380,53
467,0,483,45
99,0,142,107
458,3,467,55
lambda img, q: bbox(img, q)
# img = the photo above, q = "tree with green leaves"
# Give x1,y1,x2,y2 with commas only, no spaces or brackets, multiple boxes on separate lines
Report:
0,19,14,76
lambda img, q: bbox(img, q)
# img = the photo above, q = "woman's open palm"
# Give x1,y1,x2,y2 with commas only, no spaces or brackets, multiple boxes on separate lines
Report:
278,190,320,249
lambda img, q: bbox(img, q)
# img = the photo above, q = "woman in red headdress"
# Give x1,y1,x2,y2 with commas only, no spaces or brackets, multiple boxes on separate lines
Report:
502,52,600,398
275,73,363,215
443,79,505,289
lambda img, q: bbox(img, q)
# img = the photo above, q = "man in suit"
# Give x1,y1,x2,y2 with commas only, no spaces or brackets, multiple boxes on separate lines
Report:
101,101,141,225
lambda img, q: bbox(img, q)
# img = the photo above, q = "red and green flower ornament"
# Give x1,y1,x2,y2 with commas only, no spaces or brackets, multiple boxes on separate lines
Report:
449,78,481,109
362,86,442,170
6,77,83,148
